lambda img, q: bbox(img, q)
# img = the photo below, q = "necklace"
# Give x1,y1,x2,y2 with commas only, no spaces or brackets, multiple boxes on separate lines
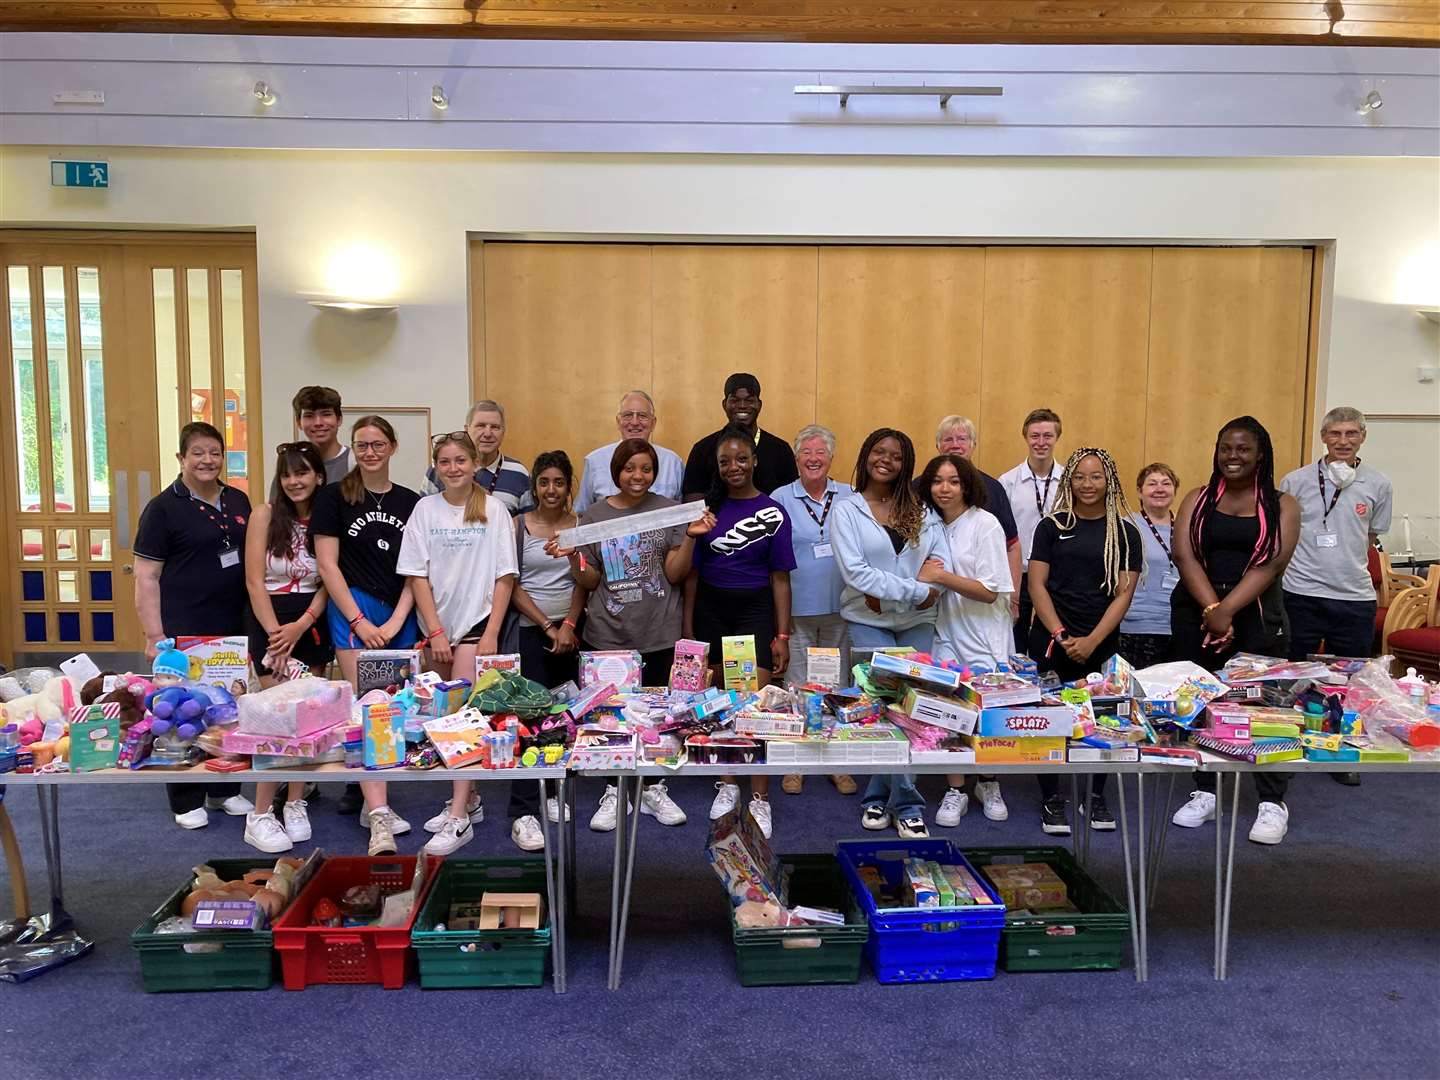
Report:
366,487,388,513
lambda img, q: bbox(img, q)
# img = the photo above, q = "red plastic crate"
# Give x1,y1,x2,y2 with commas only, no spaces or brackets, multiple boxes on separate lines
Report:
272,855,439,990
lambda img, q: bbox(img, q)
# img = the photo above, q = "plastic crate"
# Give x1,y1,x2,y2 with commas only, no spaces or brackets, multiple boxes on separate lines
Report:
965,846,1129,973
823,729,910,765
729,854,868,987
837,838,1005,984
272,855,438,990
131,858,282,993
411,858,551,989
761,740,827,766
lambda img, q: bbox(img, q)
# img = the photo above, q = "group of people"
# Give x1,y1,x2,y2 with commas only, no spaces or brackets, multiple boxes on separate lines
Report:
132,371,1391,855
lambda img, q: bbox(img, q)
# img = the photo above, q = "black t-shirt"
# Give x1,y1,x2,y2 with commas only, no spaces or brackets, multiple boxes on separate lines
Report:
133,478,252,636
1029,515,1143,637
310,481,421,607
683,428,799,498
980,471,1019,545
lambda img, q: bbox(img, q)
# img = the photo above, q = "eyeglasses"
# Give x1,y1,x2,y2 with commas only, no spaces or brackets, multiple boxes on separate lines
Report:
432,431,475,447
354,441,390,453
617,412,654,423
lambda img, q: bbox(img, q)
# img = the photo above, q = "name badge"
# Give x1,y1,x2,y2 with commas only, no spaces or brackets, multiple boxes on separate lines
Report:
812,543,834,560
1316,533,1338,548
1161,567,1180,591
219,548,241,568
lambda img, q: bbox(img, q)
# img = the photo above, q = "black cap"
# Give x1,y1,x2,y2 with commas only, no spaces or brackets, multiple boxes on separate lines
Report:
724,372,761,397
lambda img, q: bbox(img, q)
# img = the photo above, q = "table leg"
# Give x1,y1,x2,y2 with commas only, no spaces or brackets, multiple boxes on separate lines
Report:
1212,771,1224,979
35,784,63,906
607,775,628,990
1219,773,1241,981
565,775,578,917
1069,774,1080,859
1114,772,1143,983
537,778,564,994
613,774,643,989
1147,773,1176,911
1136,771,1148,982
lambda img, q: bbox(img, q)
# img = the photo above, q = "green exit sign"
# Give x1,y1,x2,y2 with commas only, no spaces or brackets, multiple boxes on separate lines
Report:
50,160,109,188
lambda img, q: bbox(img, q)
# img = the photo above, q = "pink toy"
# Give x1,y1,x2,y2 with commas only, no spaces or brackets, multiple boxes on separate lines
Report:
16,717,43,746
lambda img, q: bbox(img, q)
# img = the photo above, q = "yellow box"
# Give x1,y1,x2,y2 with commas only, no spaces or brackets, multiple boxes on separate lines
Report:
722,635,758,693
971,735,1066,765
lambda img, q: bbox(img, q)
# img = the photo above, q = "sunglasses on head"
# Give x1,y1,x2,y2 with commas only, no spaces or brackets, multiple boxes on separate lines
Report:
432,431,475,447
275,441,313,454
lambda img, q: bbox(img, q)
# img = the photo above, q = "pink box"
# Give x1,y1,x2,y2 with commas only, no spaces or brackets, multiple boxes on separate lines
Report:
1204,703,1254,742
235,679,353,738
222,720,350,758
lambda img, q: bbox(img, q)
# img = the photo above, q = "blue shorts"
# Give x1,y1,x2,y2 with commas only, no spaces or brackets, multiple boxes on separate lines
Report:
327,587,423,652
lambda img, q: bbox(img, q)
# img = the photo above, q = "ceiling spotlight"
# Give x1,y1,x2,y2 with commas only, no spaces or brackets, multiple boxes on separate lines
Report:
253,81,276,107
1358,89,1383,114
431,85,449,110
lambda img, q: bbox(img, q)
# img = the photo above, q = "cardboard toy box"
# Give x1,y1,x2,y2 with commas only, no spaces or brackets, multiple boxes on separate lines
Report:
903,686,979,736
970,735,1066,765
174,635,252,692
67,702,122,772
977,705,1076,738
356,649,422,696
980,863,1069,912
580,650,642,691
363,702,406,769
805,647,844,689
732,711,806,739
868,651,963,693
722,636,759,692
670,639,710,692
958,672,1042,710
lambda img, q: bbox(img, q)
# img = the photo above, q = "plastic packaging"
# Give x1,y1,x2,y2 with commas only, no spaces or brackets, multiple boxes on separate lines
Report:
1349,660,1440,749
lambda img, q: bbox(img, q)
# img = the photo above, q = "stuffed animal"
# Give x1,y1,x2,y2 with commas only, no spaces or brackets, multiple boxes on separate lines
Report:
145,684,217,741
80,672,151,732
0,673,77,728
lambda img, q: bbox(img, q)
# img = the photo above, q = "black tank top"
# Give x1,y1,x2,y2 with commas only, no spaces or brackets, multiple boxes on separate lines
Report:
1200,509,1259,589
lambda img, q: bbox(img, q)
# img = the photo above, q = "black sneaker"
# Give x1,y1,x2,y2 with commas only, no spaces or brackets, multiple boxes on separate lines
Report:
336,783,364,815
1087,795,1117,831
1041,797,1071,836
1330,772,1361,787
862,806,891,831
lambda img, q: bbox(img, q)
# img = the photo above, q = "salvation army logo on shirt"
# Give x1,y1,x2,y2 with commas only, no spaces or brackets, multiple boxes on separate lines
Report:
234,514,247,525
1355,503,1368,517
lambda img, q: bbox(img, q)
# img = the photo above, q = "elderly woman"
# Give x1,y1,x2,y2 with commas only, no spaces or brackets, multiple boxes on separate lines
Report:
769,425,857,796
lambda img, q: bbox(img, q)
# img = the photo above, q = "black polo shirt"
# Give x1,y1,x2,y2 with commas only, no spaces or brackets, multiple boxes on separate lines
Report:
134,477,252,636
683,427,799,499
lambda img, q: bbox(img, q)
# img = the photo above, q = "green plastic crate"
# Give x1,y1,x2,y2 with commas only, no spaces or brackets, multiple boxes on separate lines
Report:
411,858,551,989
729,854,868,987
131,858,280,992
964,846,1129,973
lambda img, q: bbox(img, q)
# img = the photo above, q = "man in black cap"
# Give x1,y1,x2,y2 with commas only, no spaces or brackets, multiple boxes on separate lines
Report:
682,372,799,499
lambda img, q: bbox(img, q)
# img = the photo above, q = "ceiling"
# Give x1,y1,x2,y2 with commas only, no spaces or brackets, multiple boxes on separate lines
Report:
0,0,1435,47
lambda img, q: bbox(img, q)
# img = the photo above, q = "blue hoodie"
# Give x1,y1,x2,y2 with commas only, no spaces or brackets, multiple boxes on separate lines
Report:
831,494,950,630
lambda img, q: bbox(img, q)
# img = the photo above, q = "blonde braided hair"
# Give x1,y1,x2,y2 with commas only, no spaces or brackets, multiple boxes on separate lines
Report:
1046,446,1136,596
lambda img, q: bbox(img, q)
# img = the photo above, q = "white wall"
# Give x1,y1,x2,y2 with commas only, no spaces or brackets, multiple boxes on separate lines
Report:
1,146,1438,553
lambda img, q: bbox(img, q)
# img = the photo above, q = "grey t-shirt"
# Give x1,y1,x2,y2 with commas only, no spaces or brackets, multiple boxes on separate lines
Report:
323,447,353,484
1280,461,1392,603
579,493,688,654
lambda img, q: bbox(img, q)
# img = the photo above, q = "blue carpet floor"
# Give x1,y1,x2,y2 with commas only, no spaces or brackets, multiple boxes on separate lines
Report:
2,772,1437,1080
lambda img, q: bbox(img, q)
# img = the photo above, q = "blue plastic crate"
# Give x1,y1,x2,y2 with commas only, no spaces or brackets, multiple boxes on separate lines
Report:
837,838,1006,984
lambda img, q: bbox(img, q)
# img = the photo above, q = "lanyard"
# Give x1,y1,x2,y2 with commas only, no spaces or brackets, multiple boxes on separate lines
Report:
1029,469,1054,516
1316,459,1344,529
188,486,235,549
477,462,501,494
800,489,835,537
1141,512,1174,563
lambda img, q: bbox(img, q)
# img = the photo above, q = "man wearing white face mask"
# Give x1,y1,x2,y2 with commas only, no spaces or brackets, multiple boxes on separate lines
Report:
1279,407,1392,673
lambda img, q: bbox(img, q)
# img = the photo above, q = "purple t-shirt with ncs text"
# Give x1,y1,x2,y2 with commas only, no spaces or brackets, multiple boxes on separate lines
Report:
694,494,797,591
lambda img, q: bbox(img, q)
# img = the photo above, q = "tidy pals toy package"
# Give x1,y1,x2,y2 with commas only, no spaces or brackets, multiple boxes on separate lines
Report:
174,636,252,694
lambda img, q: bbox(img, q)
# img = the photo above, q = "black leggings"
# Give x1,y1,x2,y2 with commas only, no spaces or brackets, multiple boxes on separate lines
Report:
1027,619,1113,803
167,782,240,815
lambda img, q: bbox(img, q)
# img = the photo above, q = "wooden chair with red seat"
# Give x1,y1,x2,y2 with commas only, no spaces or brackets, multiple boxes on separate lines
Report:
1372,549,1426,651
1383,564,1440,680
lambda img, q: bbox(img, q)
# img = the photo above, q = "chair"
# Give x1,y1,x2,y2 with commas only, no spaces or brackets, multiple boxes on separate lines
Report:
1383,564,1440,680
1372,549,1427,651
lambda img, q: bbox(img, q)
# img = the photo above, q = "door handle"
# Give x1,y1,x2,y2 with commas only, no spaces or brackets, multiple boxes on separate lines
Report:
122,564,134,575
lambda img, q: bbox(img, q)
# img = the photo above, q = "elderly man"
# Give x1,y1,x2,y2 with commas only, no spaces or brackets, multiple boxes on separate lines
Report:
420,399,532,512
935,415,1022,619
576,390,684,510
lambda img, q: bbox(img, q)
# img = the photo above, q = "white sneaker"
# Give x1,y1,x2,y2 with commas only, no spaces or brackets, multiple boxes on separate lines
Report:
1172,791,1217,828
364,805,410,840
424,816,474,856
709,782,740,820
935,788,969,828
641,782,687,826
511,815,545,852
367,810,397,856
975,781,1009,821
590,785,630,832
173,807,209,830
206,794,254,816
748,796,772,840
546,796,571,824
282,799,311,842
1249,801,1289,845
244,811,293,853
424,795,483,833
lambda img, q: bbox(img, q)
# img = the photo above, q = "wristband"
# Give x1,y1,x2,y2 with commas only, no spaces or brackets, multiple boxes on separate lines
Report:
348,613,365,628
577,552,588,573
1201,602,1222,619
776,633,791,641
1045,625,1066,659
426,628,446,642
541,620,555,632
561,618,577,631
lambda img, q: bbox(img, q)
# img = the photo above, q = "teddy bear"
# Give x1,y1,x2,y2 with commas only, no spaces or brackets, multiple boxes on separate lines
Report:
80,672,152,732
0,672,77,729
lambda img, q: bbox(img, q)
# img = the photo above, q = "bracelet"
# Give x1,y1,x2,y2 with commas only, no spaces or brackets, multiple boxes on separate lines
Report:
1051,626,1067,641
426,628,446,642
541,620,555,633
776,633,791,641
577,552,588,573
1201,602,1222,619
561,618,577,631
348,613,365,628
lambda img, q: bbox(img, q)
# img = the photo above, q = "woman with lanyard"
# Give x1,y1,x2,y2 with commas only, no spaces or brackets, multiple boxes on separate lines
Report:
769,425,858,798
832,428,950,840
687,424,796,840
133,422,254,830
241,442,334,852
312,415,423,857
400,431,520,856
546,438,715,833
1119,463,1181,669
1170,417,1300,845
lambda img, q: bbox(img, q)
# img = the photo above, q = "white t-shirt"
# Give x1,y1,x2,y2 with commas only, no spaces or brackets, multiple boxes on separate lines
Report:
934,507,1014,669
397,493,518,638
998,460,1060,568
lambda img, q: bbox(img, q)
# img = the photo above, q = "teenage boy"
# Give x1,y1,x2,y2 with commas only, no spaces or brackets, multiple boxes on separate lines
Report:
420,399,531,512
577,390,684,510
293,385,352,483
682,372,799,499
999,408,1063,651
